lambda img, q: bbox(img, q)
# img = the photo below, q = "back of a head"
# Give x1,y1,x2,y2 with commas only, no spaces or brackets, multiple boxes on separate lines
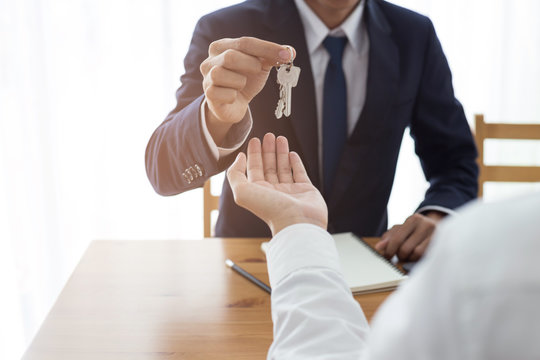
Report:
438,193,540,359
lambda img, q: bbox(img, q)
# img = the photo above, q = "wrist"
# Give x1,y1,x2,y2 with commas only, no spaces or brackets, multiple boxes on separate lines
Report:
205,104,236,146
269,216,327,237
423,210,446,222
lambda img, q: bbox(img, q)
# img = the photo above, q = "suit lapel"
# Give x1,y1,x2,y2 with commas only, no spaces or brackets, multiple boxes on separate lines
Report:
262,0,320,188
327,0,400,211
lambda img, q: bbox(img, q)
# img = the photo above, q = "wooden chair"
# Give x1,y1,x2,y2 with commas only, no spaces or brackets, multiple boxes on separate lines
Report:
203,179,220,237
474,114,540,197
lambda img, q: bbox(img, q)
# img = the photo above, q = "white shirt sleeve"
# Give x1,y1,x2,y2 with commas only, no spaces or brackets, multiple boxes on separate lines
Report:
416,205,456,216
265,224,459,360
265,222,465,360
266,224,370,360
199,99,253,160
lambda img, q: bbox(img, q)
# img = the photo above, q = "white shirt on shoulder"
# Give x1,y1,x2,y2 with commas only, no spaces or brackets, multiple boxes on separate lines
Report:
266,193,540,359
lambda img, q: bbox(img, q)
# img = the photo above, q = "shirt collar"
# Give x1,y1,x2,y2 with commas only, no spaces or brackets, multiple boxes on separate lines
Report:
294,0,366,55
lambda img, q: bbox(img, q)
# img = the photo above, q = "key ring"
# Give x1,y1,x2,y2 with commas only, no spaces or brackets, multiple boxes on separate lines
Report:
285,45,294,71
275,46,294,70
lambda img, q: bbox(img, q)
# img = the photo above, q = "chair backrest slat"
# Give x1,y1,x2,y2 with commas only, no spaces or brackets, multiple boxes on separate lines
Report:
474,114,540,198
203,180,220,237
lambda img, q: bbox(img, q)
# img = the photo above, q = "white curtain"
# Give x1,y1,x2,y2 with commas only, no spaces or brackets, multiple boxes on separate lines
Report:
1,0,539,358
0,0,239,357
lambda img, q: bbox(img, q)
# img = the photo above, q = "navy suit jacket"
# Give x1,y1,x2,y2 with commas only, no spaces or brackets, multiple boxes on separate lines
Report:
145,0,478,237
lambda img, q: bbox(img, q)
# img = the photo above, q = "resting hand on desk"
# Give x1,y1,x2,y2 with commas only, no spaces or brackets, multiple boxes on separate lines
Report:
375,211,445,262
227,133,327,236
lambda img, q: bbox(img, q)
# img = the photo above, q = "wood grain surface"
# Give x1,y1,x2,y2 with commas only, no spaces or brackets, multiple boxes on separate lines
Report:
23,237,392,360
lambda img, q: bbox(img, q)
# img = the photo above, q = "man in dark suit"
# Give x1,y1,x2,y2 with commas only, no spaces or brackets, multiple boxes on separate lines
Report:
145,0,478,261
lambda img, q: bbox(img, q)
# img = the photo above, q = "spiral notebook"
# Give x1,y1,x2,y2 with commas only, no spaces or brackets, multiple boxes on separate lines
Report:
261,232,408,294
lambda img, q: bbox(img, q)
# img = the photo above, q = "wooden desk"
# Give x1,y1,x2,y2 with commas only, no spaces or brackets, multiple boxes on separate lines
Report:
23,237,392,359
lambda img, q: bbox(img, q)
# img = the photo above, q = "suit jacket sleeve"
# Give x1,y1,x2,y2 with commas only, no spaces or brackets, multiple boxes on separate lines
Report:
411,20,479,211
145,15,245,196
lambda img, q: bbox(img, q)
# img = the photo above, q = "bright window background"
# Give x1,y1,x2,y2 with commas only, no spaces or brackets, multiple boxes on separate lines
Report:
387,0,540,216
1,1,539,358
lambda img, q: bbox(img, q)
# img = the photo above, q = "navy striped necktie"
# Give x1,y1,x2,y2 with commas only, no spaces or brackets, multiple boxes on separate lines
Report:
322,36,348,197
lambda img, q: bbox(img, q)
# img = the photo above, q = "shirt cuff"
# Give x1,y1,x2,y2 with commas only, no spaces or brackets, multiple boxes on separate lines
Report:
417,205,457,217
199,99,253,161
266,224,342,289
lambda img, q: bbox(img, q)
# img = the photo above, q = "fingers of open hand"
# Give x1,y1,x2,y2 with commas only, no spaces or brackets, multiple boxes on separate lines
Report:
276,136,293,183
262,133,279,184
289,151,311,184
246,138,264,182
208,37,295,67
246,134,310,186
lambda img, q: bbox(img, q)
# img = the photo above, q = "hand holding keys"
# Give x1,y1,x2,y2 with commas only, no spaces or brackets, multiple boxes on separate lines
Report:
200,37,296,129
275,49,301,119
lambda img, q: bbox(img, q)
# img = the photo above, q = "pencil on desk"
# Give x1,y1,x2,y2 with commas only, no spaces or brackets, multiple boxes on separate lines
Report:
225,259,272,294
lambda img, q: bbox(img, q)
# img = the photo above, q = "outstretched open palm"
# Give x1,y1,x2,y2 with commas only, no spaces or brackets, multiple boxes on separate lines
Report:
227,133,328,235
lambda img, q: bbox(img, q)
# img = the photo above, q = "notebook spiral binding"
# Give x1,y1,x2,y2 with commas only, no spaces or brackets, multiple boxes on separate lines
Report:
354,235,407,276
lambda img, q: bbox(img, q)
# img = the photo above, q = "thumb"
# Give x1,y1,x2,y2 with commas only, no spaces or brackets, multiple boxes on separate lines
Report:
227,152,247,191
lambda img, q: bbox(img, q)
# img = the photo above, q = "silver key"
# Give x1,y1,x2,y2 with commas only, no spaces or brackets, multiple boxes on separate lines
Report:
275,64,301,118
275,86,285,119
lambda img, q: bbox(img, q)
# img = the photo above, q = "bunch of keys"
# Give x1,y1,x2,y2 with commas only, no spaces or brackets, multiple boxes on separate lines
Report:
275,48,301,119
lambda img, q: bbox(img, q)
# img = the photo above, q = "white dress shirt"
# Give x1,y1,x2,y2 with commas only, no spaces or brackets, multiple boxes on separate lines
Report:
265,193,540,359
293,0,369,155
